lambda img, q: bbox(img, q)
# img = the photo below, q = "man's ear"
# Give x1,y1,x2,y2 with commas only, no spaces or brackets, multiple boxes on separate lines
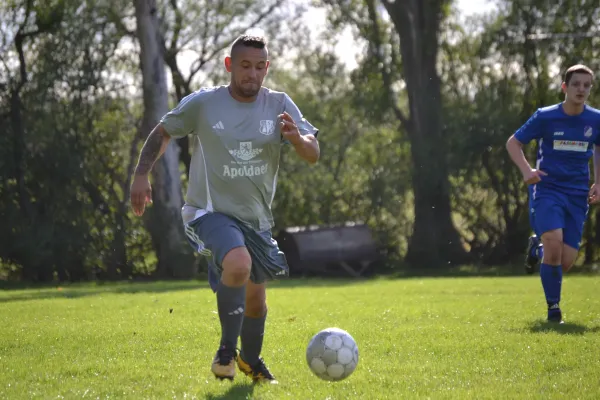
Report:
225,56,232,72
561,81,567,94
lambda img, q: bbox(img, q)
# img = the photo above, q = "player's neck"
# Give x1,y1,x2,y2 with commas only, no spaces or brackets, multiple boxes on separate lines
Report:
562,100,585,116
227,85,257,103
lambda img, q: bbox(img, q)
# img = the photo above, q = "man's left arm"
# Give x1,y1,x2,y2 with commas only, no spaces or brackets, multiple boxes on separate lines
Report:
280,94,320,164
590,145,600,203
590,141,600,204
279,111,320,164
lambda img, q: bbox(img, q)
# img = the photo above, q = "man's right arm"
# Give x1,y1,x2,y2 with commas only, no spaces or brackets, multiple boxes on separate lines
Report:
130,90,202,215
134,124,171,176
506,135,534,176
130,123,172,216
506,109,546,184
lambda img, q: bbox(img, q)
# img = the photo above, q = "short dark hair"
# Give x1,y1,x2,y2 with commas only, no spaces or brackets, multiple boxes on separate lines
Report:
230,35,268,55
564,64,594,85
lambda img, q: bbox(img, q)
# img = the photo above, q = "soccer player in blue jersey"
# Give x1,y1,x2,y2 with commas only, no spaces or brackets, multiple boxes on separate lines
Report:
506,64,600,323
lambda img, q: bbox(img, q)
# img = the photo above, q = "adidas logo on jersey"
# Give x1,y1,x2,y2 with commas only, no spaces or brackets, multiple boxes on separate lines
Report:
213,121,224,130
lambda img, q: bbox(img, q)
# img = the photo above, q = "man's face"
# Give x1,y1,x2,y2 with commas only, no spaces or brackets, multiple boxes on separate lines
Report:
563,72,592,106
225,46,269,99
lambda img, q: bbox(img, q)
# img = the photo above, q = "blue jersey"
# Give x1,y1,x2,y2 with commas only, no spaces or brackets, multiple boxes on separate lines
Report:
514,103,600,194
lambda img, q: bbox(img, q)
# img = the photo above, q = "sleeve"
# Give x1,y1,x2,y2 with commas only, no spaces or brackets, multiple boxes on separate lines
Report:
595,120,600,145
282,93,319,144
159,91,203,138
513,109,543,144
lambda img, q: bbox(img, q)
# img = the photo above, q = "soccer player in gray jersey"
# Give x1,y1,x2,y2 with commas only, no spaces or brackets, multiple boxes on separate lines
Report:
130,35,320,383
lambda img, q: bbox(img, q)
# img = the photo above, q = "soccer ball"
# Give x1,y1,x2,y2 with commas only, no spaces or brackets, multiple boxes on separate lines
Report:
306,327,359,381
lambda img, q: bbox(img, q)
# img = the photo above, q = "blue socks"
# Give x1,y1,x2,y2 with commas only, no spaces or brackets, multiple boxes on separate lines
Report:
540,263,562,306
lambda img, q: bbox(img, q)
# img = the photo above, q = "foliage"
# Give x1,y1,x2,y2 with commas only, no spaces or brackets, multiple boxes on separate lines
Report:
2,0,600,281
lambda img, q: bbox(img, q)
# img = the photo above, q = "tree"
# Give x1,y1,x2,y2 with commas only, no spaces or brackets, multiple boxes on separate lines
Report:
0,0,156,281
134,0,195,278
322,0,469,267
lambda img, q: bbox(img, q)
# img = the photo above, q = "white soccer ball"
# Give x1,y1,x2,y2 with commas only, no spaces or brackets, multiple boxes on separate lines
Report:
306,327,359,381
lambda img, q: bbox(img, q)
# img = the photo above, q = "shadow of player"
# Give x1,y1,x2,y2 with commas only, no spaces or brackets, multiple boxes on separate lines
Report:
205,381,255,400
528,320,600,335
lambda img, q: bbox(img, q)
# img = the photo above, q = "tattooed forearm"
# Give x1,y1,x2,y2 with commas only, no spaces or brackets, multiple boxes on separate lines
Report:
134,126,168,175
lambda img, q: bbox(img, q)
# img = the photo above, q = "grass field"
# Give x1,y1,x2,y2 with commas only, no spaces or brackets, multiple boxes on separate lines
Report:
1,275,600,399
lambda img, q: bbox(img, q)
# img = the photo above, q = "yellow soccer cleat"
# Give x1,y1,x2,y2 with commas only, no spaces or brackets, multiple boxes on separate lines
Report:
237,355,278,384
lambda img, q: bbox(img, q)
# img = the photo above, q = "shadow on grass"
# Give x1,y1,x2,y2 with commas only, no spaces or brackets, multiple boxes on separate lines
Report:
528,320,600,335
0,277,373,303
0,280,212,303
205,382,255,400
1,264,598,303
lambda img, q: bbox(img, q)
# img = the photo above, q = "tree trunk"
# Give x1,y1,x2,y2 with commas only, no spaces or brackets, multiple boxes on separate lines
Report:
108,217,129,280
383,0,469,267
134,0,196,278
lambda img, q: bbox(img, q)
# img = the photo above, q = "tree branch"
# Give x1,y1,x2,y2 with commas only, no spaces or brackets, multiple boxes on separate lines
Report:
185,0,284,86
365,0,409,128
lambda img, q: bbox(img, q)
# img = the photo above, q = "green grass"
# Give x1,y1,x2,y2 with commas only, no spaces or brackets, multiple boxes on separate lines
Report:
1,276,600,399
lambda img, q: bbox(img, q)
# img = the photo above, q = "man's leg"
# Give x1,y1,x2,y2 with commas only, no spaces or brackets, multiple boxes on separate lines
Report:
561,245,578,273
186,212,251,380
532,190,568,323
240,281,267,366
540,229,564,323
525,235,543,274
218,247,252,346
236,281,278,383
525,185,543,274
551,198,588,323
561,194,588,273
235,226,286,384
236,283,279,384
209,247,251,380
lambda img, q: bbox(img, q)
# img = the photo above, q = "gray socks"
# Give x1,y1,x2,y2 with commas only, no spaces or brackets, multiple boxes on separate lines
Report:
240,311,267,365
216,282,246,348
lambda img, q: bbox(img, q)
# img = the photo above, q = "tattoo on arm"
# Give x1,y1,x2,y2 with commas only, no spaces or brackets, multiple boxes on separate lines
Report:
135,126,167,175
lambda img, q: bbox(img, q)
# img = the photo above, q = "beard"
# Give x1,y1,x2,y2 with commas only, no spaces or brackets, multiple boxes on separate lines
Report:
234,81,261,98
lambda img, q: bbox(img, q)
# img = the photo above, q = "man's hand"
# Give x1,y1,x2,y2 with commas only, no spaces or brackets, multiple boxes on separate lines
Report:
589,183,600,204
130,175,152,216
279,111,302,145
129,124,171,216
522,168,547,185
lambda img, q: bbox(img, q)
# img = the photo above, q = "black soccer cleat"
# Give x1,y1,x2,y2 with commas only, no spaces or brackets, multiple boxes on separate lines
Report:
547,303,564,324
211,345,237,381
525,235,541,274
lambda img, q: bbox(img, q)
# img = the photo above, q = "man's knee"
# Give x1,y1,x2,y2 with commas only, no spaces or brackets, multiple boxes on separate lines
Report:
222,247,252,286
541,229,563,265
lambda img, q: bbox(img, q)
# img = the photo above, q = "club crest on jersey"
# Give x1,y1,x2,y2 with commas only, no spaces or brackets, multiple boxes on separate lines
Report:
584,125,593,137
259,120,275,135
229,141,262,161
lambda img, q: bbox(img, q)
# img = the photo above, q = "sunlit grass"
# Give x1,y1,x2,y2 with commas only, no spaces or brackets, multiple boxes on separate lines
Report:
1,276,600,399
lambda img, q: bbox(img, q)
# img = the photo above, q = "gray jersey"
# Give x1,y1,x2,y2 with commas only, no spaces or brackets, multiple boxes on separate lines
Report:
160,86,318,231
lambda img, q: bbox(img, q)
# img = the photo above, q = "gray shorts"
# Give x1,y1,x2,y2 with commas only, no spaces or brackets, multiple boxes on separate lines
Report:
184,212,289,291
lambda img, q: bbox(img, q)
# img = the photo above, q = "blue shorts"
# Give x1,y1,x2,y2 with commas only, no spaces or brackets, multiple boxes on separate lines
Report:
528,185,589,249
184,212,289,292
